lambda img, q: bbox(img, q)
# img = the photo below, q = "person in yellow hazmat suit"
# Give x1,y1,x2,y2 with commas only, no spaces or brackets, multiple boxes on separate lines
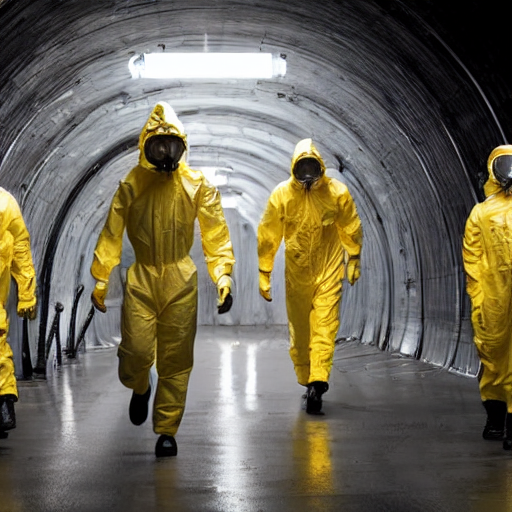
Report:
258,138,362,415
0,187,37,439
90,102,235,457
463,145,512,451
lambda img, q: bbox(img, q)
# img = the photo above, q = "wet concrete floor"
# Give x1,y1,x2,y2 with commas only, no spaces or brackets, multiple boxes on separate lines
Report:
1,325,511,512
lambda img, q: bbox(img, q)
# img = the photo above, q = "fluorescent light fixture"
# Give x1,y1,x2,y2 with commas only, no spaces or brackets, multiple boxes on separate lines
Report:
129,53,286,79
200,167,231,187
221,195,238,209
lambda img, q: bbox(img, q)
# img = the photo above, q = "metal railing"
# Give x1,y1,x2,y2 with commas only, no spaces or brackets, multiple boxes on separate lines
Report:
22,284,96,378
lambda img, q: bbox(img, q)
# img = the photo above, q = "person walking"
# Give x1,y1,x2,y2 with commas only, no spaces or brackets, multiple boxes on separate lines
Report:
91,102,235,456
258,138,362,414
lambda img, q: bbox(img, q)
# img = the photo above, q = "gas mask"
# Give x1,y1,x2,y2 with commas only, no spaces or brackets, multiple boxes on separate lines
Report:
144,135,185,173
493,154,512,193
293,157,322,190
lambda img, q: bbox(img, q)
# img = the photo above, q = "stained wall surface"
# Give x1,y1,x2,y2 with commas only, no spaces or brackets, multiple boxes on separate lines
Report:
0,0,509,377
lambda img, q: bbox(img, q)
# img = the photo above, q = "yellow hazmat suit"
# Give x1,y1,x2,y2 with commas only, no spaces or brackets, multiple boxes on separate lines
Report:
91,103,235,438
463,145,512,414
0,188,37,399
258,139,362,388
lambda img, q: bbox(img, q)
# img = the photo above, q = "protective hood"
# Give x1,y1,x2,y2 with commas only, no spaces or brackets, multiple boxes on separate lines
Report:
290,138,326,186
483,145,512,198
138,102,188,170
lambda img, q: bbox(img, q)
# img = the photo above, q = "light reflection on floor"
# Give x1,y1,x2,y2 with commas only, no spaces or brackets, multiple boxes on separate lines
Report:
1,325,511,512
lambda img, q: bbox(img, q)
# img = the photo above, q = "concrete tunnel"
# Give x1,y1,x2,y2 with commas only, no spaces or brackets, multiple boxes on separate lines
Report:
1,0,508,376
0,0,511,509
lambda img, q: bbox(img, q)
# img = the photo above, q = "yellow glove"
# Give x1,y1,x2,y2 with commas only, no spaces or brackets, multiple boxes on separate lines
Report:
259,271,272,302
217,275,233,314
18,303,37,320
91,281,108,313
347,258,361,286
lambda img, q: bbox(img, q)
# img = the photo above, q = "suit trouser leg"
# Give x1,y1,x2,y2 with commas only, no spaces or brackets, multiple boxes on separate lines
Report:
118,284,157,396
153,278,198,436
477,336,512,410
0,331,17,399
309,276,342,384
287,284,314,387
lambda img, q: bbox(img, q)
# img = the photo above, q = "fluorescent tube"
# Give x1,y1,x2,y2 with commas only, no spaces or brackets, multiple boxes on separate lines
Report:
129,53,286,79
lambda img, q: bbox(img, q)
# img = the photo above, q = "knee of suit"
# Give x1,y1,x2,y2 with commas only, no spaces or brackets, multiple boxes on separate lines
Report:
156,363,194,381
117,346,155,387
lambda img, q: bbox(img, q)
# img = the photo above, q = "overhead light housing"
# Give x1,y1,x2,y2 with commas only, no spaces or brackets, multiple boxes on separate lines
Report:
200,167,232,187
129,53,286,79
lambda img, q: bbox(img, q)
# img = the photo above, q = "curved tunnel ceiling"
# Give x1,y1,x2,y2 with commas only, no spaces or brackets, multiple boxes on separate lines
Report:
0,0,509,376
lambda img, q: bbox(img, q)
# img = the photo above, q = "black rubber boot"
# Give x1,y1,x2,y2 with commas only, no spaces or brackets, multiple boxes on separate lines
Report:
503,413,512,451
0,395,17,432
155,435,178,457
482,400,507,440
305,381,329,415
129,386,151,426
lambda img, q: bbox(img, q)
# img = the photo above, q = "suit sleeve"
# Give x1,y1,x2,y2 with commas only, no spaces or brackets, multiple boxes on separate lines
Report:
462,207,483,305
336,187,363,259
90,182,131,283
257,189,284,273
7,196,36,309
196,180,236,284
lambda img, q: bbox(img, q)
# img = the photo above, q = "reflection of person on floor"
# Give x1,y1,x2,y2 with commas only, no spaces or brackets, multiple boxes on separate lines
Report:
293,419,333,493
90,102,235,457
0,188,37,439
463,145,512,451
257,139,362,414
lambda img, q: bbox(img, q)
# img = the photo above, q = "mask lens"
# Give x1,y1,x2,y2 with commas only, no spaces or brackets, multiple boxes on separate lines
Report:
293,158,321,184
144,135,185,171
493,155,512,191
